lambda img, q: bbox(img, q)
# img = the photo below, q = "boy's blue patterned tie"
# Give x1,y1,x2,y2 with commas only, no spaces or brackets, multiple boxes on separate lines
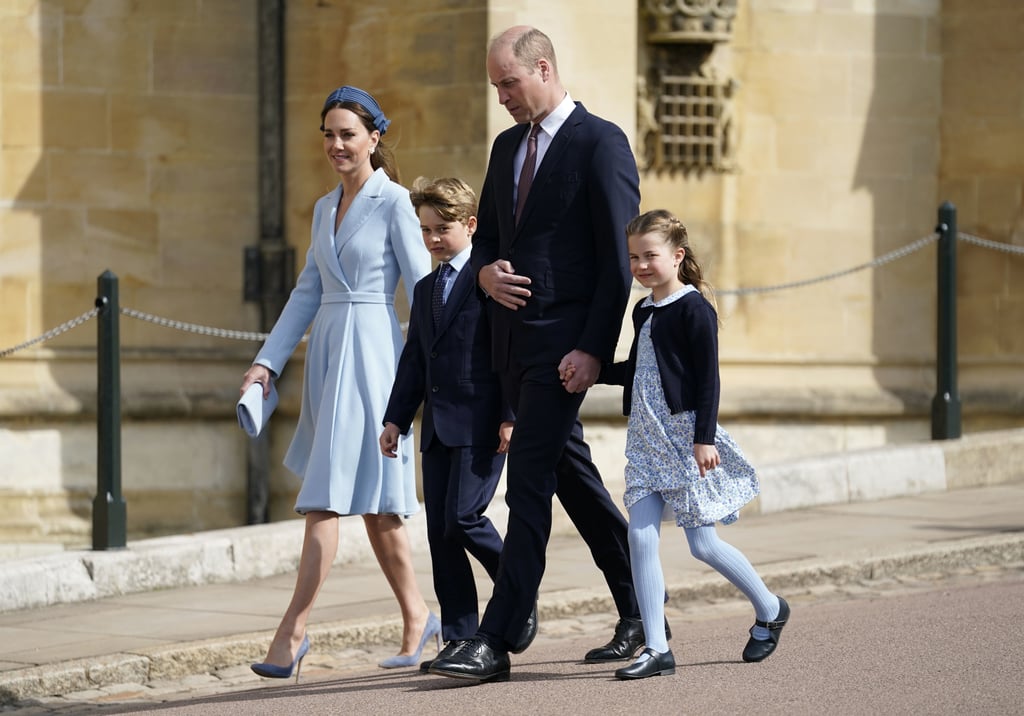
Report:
432,262,452,327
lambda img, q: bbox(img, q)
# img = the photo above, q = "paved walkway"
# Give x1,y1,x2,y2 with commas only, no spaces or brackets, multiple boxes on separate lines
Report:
1,480,1022,706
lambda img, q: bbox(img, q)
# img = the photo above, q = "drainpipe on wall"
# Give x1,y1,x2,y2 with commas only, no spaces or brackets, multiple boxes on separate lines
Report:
243,0,293,524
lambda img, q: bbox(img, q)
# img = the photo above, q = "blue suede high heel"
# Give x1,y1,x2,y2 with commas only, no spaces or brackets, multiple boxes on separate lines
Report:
251,634,310,682
379,611,442,669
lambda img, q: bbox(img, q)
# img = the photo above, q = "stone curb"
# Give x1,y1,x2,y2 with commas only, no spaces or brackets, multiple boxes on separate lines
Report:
2,428,1022,614
534,532,1024,619
0,513,428,614
2,532,1021,705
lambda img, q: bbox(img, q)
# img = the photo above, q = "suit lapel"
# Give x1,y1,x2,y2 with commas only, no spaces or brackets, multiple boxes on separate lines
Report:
529,103,582,200
512,103,586,239
334,169,388,257
433,265,473,340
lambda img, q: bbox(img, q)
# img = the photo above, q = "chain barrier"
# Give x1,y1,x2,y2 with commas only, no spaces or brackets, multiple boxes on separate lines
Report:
0,307,100,359
119,307,274,343
958,231,1024,255
1,230,1021,358
718,232,940,297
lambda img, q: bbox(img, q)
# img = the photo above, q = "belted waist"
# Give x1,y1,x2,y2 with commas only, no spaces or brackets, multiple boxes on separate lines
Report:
321,291,394,305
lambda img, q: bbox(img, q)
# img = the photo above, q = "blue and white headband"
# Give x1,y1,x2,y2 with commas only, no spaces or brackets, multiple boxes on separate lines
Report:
321,86,391,135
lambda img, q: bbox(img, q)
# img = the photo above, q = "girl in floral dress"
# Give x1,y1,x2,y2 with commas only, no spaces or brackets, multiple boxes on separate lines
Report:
574,209,790,679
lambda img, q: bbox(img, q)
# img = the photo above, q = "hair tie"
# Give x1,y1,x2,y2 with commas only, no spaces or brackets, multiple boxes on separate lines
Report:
321,86,391,135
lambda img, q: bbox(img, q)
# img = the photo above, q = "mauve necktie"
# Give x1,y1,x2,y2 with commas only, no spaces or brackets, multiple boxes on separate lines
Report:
515,123,542,225
432,262,453,327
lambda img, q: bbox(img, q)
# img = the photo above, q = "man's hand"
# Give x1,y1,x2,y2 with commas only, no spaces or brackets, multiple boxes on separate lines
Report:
478,260,532,310
379,423,401,458
558,350,599,393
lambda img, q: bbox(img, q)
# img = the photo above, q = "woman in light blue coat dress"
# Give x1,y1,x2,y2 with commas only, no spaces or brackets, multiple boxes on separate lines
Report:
241,87,438,679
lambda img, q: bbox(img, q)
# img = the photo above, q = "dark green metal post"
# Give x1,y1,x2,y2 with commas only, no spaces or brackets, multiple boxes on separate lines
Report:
931,202,962,440
94,270,127,549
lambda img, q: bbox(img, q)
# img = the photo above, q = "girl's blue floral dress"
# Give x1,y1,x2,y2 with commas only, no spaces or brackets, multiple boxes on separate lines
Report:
623,285,760,527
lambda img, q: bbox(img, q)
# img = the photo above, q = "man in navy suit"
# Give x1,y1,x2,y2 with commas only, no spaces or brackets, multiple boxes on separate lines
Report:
381,176,514,671
430,26,646,683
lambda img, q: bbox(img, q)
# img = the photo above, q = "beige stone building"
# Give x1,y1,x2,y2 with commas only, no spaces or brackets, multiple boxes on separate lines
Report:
1,0,1021,543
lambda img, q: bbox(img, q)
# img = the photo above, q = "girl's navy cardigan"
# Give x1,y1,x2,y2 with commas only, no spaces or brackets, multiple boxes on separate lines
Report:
599,290,720,445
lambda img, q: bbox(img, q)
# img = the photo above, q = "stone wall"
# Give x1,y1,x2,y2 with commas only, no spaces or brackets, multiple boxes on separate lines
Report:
1,0,263,541
643,0,942,416
1,0,1021,542
938,0,1024,410
636,0,1022,434
0,0,497,540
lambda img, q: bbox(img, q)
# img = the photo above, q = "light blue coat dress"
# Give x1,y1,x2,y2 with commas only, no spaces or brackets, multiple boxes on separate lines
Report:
253,168,431,516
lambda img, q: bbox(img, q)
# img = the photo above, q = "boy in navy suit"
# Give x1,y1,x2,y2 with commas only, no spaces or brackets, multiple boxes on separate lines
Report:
380,177,514,671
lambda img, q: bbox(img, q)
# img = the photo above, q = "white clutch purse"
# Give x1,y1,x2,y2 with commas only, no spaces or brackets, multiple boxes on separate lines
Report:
236,381,279,437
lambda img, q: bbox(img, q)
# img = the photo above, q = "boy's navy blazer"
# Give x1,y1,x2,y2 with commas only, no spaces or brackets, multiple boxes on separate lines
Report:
383,262,511,450
470,102,639,369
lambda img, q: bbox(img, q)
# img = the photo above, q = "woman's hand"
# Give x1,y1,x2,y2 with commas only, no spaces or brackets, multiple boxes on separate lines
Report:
241,364,273,398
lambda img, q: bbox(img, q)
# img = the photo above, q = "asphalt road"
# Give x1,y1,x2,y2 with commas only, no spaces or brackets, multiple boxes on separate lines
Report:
10,565,1022,716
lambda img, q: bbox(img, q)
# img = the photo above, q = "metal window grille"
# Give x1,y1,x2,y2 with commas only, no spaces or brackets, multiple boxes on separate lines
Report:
655,73,730,172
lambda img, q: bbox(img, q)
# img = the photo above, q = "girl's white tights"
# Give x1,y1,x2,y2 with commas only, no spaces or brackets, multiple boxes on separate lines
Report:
627,493,781,653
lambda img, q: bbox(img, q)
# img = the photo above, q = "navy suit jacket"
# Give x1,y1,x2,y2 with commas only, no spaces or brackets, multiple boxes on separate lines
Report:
383,263,512,451
471,102,641,368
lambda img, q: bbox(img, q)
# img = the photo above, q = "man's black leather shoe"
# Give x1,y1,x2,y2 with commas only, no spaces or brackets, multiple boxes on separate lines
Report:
420,639,465,673
583,616,673,662
428,638,511,683
614,647,676,680
509,601,538,654
584,617,645,662
742,596,790,663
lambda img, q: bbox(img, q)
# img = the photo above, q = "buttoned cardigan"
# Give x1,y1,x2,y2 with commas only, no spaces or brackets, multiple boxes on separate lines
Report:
599,290,721,445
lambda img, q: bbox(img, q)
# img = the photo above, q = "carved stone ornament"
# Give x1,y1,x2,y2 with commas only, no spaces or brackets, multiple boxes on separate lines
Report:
638,0,738,173
643,0,738,44
637,67,736,173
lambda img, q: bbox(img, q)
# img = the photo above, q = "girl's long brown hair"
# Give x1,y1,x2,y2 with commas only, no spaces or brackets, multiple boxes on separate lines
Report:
626,209,717,310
